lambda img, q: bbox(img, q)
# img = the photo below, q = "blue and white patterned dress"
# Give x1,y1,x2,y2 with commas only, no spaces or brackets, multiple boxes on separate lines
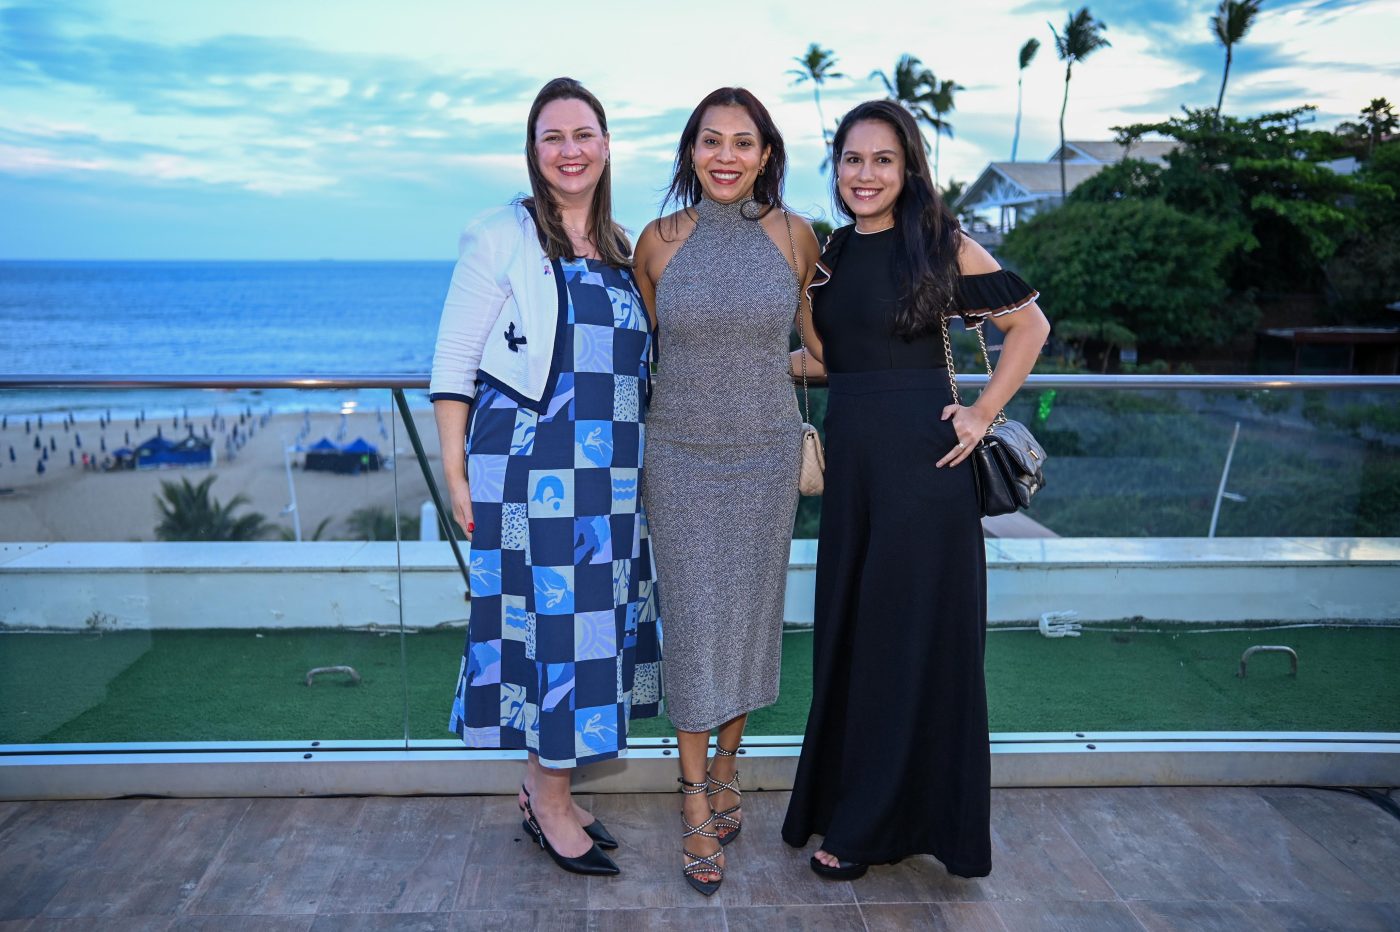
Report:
449,256,662,769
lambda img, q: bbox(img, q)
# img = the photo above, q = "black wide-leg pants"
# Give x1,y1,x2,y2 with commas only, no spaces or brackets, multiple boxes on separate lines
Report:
781,368,992,876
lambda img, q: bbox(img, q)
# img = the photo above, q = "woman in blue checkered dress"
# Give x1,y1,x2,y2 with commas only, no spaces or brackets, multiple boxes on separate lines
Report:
429,79,660,877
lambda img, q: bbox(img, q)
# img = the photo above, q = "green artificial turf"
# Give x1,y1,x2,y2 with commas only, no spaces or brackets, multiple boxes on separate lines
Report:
2,625,1397,745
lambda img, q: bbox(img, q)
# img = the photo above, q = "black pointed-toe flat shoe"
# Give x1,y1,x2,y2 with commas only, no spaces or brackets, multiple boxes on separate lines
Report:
809,855,868,880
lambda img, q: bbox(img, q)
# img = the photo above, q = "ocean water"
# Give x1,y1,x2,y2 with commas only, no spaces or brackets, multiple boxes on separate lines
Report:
0,261,454,418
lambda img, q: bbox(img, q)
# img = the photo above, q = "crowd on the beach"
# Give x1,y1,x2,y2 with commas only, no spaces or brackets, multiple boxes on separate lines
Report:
0,406,272,477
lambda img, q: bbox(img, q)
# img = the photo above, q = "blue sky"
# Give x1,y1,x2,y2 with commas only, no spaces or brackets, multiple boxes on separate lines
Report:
1,0,1396,259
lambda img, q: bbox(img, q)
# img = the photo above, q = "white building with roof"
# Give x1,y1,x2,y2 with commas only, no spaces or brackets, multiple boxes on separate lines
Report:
957,140,1180,234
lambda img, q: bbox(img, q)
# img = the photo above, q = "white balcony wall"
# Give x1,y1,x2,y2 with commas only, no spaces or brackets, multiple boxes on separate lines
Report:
2,539,1397,631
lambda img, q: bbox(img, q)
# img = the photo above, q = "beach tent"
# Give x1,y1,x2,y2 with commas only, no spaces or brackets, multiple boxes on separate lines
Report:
303,436,382,475
111,447,136,469
302,437,348,473
135,434,213,470
341,438,382,473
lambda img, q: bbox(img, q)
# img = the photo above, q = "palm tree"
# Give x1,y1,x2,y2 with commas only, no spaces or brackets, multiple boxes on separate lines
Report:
1360,97,1397,157
154,475,271,541
788,43,843,154
344,505,420,541
1212,0,1262,117
1012,38,1041,161
872,56,961,178
926,77,964,187
1050,8,1111,201
871,54,938,138
278,516,333,541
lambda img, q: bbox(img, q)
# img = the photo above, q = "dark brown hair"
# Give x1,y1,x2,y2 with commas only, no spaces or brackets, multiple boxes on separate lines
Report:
831,100,961,338
661,87,788,213
522,77,630,267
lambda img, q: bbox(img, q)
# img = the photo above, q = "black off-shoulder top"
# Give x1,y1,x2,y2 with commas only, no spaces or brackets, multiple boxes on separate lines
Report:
810,225,1039,374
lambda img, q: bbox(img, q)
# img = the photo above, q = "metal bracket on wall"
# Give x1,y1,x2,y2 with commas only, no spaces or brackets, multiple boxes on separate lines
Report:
1238,645,1299,678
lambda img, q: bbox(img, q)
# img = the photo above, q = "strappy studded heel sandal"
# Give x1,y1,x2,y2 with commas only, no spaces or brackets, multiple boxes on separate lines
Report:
707,742,743,847
679,777,724,896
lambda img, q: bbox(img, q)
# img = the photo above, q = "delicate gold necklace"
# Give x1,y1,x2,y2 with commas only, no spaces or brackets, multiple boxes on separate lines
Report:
562,217,597,257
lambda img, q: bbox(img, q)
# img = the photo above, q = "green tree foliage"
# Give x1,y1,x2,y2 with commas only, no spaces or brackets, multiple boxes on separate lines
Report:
344,505,420,542
154,475,271,542
1326,140,1400,320
1111,107,1385,292
1001,199,1245,348
277,516,333,542
1335,98,1397,160
1068,157,1164,202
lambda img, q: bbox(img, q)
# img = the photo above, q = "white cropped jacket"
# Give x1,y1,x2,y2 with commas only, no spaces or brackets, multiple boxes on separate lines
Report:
428,203,568,411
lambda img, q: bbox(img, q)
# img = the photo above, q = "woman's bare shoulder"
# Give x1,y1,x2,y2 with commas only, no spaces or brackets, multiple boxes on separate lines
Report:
956,231,1002,275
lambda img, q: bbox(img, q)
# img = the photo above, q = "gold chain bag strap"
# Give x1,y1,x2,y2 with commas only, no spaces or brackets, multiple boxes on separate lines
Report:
938,312,1046,516
783,210,825,496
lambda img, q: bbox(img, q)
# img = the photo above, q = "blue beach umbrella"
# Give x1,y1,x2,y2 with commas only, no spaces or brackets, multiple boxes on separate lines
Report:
36,460,45,474
100,437,106,452
75,433,82,448
33,437,40,450
69,450,75,466
49,437,56,451
8,447,14,461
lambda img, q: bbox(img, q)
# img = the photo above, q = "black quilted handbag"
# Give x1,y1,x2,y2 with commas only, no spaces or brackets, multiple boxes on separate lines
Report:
939,315,1048,517
970,419,1046,516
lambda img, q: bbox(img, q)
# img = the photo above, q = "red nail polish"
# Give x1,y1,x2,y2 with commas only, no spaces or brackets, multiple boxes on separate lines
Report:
467,522,475,533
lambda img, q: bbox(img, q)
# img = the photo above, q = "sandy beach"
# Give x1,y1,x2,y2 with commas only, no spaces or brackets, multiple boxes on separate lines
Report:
0,407,444,543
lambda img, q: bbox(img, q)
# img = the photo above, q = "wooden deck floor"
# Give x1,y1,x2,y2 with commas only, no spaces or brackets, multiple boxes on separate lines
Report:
2,787,1398,930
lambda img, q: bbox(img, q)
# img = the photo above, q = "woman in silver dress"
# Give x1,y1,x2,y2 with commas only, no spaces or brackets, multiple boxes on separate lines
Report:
633,87,819,895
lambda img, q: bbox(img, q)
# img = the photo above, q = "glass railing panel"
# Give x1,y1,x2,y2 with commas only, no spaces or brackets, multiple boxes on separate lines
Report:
981,383,1400,734
1016,384,1400,537
4,378,1396,754
0,387,411,745
386,391,471,746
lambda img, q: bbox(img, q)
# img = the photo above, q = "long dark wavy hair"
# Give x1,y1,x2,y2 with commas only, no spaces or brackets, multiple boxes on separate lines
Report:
831,100,961,338
522,77,630,267
661,87,788,214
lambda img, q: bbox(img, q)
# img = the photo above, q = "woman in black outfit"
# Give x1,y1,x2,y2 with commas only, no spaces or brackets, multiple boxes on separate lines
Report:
781,100,1050,880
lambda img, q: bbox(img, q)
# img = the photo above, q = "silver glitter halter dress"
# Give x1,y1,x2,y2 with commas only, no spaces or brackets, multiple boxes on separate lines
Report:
644,196,803,732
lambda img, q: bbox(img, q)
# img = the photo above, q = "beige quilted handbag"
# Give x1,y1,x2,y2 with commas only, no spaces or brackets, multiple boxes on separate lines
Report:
784,210,825,497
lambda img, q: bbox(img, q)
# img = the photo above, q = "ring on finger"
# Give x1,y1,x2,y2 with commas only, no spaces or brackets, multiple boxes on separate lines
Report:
956,441,966,449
